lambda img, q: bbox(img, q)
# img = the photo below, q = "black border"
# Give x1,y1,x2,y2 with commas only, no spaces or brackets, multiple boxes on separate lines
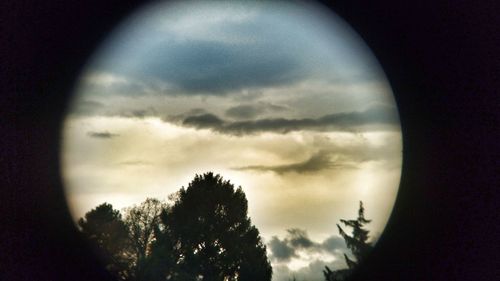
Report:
2,1,498,280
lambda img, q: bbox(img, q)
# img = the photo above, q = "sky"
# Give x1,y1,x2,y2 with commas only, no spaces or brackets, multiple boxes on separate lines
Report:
61,1,402,280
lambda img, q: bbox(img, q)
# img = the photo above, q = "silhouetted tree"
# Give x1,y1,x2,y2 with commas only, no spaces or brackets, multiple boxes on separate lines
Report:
154,172,272,281
323,266,335,281
140,221,177,281
323,266,350,281
78,203,131,280
324,201,372,281
123,198,167,281
337,201,372,267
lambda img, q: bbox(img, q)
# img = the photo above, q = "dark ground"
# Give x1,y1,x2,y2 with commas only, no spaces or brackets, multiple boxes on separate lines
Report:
2,1,498,280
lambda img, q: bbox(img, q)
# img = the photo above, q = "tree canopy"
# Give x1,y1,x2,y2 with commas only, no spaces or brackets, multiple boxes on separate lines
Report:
124,198,167,281
154,172,272,281
78,173,272,281
78,203,131,280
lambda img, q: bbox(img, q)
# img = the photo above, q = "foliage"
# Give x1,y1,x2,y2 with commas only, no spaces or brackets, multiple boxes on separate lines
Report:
123,198,168,281
337,201,372,267
323,267,351,281
78,203,131,280
78,173,272,281
154,172,272,281
324,201,373,281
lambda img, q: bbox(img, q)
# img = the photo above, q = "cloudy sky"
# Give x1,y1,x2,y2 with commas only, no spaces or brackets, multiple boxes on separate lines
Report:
61,1,402,280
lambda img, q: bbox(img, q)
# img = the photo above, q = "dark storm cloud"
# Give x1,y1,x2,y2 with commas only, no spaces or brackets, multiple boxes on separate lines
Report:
269,236,297,262
97,11,327,96
87,131,119,139
287,229,315,248
179,105,398,135
134,39,305,95
317,105,396,127
225,102,288,119
235,152,343,175
183,113,225,128
85,0,379,101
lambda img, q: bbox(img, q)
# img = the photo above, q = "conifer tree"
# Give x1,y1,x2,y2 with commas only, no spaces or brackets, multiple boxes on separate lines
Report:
336,201,372,268
324,201,373,281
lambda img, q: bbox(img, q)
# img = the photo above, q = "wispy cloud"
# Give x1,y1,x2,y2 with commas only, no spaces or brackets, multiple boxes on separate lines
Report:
225,102,288,119
87,131,119,139
179,105,398,135
234,152,346,175
117,107,158,119
71,100,105,116
115,160,153,166
82,72,154,96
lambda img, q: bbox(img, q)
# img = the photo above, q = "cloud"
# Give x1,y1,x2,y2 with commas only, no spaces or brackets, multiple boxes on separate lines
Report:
268,229,347,258
87,131,119,139
117,107,158,119
225,105,265,119
287,228,316,248
178,105,399,135
71,100,104,116
116,160,153,166
269,236,297,262
321,236,346,255
183,113,225,128
82,72,154,96
90,3,365,96
267,228,350,277
134,39,306,95
225,102,288,119
235,151,344,175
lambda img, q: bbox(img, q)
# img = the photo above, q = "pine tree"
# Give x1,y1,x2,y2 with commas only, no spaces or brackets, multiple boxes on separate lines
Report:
324,201,373,281
336,201,372,268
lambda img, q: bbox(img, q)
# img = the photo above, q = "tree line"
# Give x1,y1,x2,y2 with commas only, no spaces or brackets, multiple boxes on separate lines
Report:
78,172,372,281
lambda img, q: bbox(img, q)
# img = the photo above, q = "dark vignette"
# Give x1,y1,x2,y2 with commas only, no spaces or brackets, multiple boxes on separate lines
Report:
2,0,498,281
